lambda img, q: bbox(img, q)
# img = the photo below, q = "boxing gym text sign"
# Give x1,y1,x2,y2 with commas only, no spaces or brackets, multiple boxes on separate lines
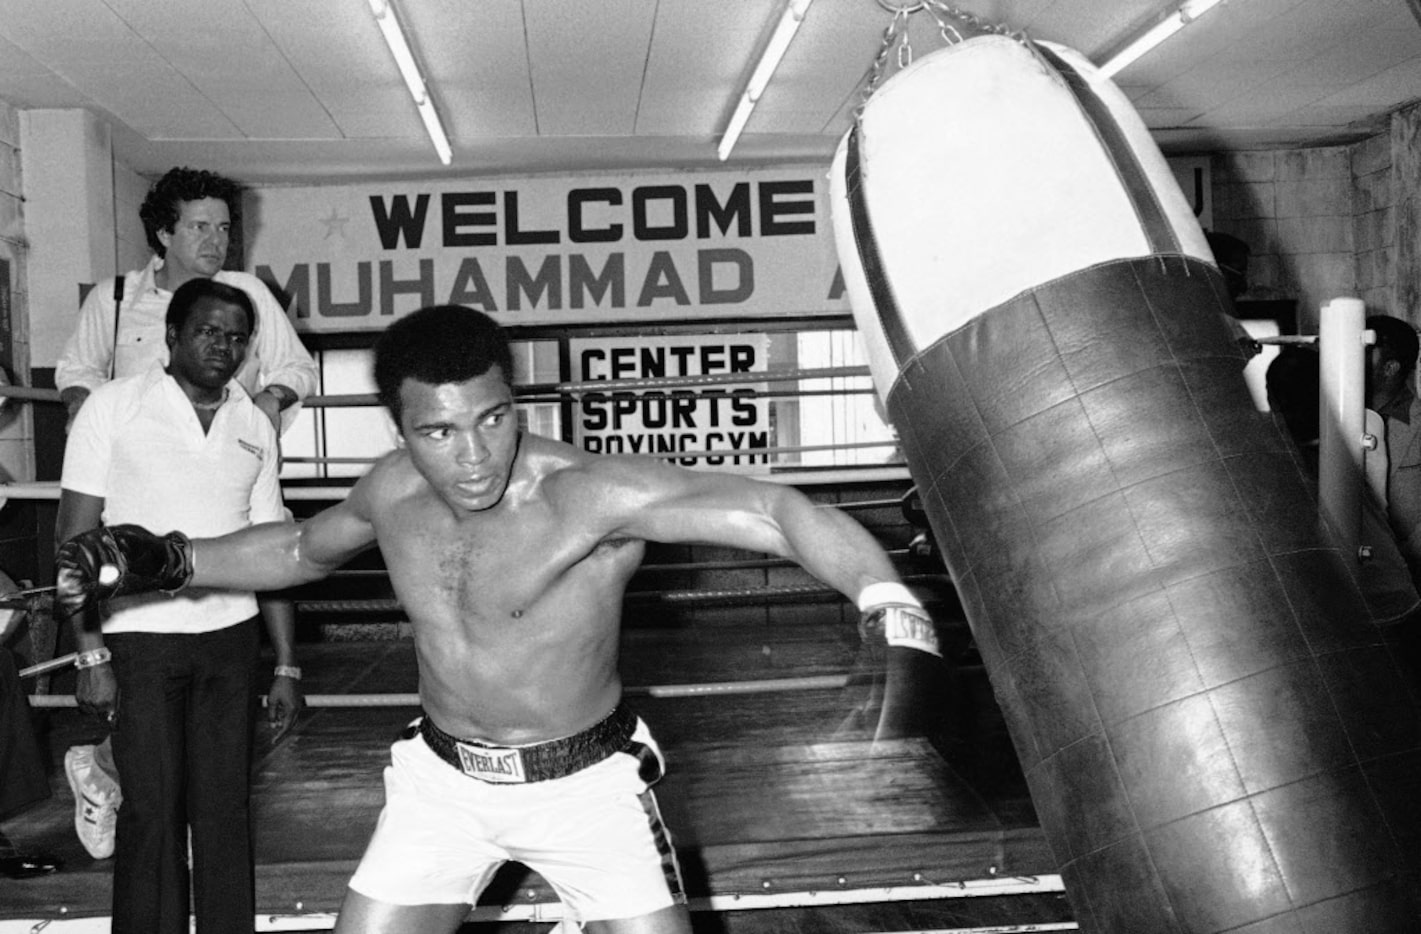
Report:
245,168,849,333
569,334,771,472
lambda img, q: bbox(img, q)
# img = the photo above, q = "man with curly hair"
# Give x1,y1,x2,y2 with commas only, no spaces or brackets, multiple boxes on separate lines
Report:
56,166,317,433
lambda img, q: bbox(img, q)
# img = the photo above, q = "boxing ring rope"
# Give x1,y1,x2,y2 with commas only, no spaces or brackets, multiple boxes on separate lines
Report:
288,585,847,613
0,364,875,408
289,542,919,578
250,579,948,614
107,540,919,580
26,674,871,709
281,438,900,465
0,470,917,503
0,382,882,408
637,547,917,572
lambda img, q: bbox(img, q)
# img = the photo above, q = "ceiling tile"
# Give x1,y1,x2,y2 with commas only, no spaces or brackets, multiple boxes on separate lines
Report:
0,0,1413,180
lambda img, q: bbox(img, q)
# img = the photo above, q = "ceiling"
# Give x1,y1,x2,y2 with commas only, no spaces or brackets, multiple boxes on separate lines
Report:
0,0,1418,185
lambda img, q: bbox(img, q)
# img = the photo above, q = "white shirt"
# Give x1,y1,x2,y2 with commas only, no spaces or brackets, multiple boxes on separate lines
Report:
54,255,319,433
61,363,286,634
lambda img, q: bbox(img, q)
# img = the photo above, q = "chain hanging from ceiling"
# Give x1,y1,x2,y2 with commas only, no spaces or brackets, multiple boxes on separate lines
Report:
856,0,1037,116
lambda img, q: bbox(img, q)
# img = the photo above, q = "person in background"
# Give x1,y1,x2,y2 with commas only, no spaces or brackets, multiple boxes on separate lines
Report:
1266,344,1419,625
1365,314,1421,683
1,571,62,880
53,165,316,861
1205,230,1262,359
1205,230,1251,304
1367,316,1421,568
56,278,300,934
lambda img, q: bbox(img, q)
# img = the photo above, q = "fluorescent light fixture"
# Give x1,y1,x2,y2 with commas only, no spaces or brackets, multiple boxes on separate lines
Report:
1098,0,1226,79
718,0,816,161
367,0,452,164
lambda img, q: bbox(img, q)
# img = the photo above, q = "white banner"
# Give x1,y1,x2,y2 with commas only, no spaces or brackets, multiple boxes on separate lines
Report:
245,168,847,333
570,334,771,471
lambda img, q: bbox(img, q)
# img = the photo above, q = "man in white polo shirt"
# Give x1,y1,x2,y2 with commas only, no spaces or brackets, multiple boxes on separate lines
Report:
55,278,301,934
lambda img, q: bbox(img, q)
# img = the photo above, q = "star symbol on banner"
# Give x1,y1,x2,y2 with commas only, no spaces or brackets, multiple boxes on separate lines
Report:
319,208,350,239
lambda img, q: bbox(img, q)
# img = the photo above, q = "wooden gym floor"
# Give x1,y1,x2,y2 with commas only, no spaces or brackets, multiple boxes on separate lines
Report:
4,622,1070,932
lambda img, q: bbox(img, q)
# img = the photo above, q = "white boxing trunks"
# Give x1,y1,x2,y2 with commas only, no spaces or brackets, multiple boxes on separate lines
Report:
347,705,686,922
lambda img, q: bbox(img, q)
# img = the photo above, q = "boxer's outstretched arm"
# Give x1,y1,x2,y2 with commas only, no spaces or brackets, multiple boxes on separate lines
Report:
191,495,376,592
597,456,900,600
601,458,940,663
57,470,379,617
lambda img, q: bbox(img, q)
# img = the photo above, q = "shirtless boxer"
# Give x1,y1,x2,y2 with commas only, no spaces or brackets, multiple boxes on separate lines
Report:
56,304,940,934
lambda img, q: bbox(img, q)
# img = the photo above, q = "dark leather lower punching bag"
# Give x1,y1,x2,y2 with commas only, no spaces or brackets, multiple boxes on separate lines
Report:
830,35,1421,933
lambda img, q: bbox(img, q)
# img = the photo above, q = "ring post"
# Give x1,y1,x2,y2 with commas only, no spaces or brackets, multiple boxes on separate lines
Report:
1318,297,1368,562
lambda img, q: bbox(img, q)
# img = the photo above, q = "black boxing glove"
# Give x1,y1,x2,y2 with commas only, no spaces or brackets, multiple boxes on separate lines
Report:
56,524,194,620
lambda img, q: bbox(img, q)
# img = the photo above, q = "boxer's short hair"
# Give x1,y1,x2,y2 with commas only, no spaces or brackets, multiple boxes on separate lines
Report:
374,305,515,423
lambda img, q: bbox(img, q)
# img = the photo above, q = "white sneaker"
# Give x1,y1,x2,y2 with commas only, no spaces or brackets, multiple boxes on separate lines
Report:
64,745,121,859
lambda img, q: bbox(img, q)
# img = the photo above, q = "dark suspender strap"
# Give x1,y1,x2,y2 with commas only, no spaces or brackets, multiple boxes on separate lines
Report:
109,275,125,380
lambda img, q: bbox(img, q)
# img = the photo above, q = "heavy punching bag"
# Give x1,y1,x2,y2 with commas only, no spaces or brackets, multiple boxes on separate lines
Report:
830,34,1421,933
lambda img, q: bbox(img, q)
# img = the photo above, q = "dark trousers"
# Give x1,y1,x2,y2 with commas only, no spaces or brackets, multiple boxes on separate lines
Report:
0,647,50,821
108,621,258,934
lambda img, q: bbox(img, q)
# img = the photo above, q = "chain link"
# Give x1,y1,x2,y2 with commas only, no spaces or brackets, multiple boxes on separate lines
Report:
854,6,913,118
854,0,1030,116
921,0,1021,43
897,22,914,70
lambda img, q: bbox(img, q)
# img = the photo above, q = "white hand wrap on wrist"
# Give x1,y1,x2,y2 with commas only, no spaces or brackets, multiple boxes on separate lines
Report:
856,582,941,657
856,582,921,612
75,647,112,669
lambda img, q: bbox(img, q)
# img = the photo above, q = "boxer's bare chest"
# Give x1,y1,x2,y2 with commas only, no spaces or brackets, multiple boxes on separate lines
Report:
376,486,632,625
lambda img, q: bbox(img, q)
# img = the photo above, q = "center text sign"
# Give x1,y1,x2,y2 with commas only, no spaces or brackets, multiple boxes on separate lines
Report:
570,334,771,472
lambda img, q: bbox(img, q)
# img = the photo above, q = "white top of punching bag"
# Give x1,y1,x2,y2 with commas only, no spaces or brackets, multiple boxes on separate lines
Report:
829,36,1214,400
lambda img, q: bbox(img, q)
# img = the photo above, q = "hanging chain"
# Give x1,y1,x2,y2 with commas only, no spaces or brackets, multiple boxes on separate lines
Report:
920,1,1021,44
855,5,915,118
855,0,1030,116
